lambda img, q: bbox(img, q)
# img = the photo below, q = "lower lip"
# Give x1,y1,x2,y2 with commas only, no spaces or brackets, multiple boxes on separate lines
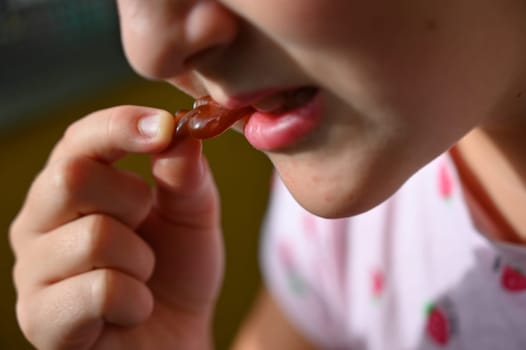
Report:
243,92,323,151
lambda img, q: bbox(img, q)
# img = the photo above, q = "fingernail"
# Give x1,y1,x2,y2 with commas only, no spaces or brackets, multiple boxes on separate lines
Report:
138,114,161,138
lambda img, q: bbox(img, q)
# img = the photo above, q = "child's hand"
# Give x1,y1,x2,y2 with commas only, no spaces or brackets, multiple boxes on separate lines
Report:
9,106,223,349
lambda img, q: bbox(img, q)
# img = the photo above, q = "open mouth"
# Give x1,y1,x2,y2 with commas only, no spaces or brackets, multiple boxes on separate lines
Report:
243,86,323,151
252,86,319,114
172,86,321,148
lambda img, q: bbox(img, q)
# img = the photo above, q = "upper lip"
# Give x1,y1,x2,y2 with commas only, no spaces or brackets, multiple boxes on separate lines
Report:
213,86,304,110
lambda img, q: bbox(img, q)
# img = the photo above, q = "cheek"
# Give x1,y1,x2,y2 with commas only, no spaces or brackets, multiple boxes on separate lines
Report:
239,1,430,55
224,0,368,47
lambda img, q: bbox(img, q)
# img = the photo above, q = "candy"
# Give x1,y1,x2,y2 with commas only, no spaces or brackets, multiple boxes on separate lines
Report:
174,96,253,139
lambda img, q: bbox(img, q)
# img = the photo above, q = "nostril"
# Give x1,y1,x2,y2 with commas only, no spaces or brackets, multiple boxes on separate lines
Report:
119,0,238,81
182,45,224,69
184,1,238,60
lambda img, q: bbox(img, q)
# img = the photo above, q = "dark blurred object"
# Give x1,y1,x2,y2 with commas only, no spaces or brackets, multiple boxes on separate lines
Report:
0,0,134,130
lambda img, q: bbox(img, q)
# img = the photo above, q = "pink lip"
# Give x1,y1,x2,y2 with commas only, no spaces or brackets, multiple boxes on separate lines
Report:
243,91,323,151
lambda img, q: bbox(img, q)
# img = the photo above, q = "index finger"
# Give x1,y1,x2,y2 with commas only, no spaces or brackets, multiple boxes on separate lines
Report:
49,105,175,165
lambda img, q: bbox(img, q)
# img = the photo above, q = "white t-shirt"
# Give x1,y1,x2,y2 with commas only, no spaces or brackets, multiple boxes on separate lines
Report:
261,152,526,349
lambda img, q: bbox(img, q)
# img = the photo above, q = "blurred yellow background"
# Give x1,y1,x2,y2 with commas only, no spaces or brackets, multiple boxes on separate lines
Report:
0,75,272,349
2,2,273,348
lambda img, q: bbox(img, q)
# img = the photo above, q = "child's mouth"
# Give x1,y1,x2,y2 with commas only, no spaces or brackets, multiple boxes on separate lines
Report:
243,86,323,151
252,86,319,113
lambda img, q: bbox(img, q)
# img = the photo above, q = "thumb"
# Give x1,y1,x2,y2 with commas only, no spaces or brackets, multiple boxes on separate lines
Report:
141,138,224,309
150,138,220,227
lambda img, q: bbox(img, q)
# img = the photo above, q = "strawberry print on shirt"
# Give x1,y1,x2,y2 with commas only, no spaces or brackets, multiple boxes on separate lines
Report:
262,153,526,349
425,304,450,346
424,298,457,347
370,267,385,302
501,265,526,292
438,158,454,201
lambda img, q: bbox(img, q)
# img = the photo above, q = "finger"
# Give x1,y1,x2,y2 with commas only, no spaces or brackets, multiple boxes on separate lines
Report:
49,105,174,165
17,269,153,350
150,137,220,227
11,156,153,243
13,214,155,293
139,138,224,308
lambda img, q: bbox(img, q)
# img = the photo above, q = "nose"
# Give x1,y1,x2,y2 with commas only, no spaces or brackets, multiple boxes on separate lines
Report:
117,0,238,80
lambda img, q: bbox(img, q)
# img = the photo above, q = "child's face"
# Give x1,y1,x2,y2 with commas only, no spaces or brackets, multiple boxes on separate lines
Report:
117,0,525,217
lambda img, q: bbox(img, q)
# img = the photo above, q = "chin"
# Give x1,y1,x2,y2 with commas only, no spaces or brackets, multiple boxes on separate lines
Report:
284,178,397,219
272,144,417,219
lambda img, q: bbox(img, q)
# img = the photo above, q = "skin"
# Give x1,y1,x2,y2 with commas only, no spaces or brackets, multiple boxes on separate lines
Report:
9,0,526,349
119,0,526,217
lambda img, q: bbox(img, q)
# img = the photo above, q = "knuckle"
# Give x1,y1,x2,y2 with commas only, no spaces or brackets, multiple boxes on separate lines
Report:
11,261,24,292
50,157,91,197
105,107,122,138
92,269,118,313
62,119,82,143
106,105,139,141
16,297,38,344
61,105,132,151
81,215,115,261
8,215,24,256
107,105,136,127
8,213,21,236
11,242,39,293
140,238,156,276
60,116,90,150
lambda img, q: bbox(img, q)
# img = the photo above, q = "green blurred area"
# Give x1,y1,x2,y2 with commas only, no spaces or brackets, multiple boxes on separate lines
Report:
0,76,272,349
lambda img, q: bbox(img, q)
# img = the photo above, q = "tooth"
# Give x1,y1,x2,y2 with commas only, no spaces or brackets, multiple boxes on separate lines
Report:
254,94,286,112
278,87,316,110
293,87,317,105
253,87,318,113
193,98,209,108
